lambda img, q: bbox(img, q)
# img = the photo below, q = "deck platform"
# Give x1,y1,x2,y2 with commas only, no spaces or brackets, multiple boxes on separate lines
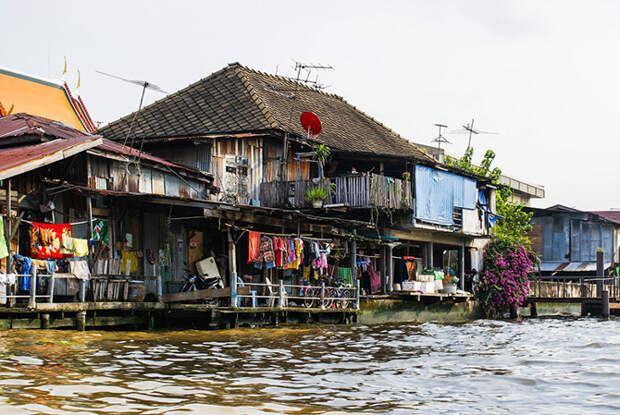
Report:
0,301,359,330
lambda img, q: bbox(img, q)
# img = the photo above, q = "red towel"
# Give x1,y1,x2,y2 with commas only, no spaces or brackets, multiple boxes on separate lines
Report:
31,222,72,259
247,231,261,263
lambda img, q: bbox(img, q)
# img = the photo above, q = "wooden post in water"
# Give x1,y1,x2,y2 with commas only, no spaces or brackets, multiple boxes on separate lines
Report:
28,267,36,308
320,282,325,309
76,311,86,331
602,289,610,319
41,313,50,329
597,250,604,296
530,302,538,318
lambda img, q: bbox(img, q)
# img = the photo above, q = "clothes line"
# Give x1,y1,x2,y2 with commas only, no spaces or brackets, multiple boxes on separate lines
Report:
1,216,94,226
224,223,333,241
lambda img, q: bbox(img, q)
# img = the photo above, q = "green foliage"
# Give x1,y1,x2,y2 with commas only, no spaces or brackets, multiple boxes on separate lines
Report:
493,186,534,248
306,187,328,202
329,182,337,197
313,144,331,164
444,147,502,185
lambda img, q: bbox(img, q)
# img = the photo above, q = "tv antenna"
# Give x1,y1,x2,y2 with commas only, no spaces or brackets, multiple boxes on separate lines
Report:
292,61,333,89
448,118,498,150
432,123,451,150
96,70,168,151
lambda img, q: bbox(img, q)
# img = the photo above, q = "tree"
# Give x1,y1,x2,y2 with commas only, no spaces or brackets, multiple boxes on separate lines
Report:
445,147,536,317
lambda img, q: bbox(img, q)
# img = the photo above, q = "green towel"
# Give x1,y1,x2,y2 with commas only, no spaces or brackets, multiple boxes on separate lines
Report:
337,267,353,286
0,218,8,259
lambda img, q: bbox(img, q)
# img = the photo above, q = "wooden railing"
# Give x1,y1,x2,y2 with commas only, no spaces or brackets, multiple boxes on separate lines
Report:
259,174,413,210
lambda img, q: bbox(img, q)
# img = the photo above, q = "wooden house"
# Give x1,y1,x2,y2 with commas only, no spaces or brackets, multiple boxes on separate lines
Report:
99,63,497,293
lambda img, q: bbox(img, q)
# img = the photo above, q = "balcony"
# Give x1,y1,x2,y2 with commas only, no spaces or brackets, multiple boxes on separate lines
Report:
259,173,413,210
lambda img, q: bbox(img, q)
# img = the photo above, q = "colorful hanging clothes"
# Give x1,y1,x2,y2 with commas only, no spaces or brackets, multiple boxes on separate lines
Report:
69,260,91,280
274,237,286,267
13,254,32,290
337,267,353,286
73,239,89,257
406,261,416,280
92,219,109,244
30,222,71,259
0,218,8,259
369,263,381,294
247,231,261,263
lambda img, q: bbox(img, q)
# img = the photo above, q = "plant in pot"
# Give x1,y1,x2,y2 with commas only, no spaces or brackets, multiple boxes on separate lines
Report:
306,187,328,208
313,144,331,179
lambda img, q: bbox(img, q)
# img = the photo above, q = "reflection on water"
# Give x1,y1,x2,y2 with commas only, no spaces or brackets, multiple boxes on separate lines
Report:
1,318,620,413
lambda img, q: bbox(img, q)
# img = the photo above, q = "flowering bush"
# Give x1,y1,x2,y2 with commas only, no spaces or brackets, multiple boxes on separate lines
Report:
477,242,534,318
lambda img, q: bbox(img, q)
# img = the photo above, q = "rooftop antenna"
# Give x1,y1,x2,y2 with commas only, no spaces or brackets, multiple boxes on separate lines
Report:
448,118,498,151
96,70,168,152
432,123,450,150
292,61,334,90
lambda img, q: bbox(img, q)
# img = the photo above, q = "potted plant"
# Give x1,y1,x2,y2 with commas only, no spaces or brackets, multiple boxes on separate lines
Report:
313,144,331,179
306,187,328,208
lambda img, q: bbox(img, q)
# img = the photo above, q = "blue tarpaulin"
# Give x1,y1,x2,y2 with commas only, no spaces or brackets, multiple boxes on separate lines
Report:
414,165,477,225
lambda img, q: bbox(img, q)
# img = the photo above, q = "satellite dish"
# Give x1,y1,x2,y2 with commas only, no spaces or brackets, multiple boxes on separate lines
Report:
300,112,322,138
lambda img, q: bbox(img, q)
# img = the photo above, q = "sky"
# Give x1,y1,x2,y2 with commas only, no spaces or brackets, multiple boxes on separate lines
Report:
2,0,619,210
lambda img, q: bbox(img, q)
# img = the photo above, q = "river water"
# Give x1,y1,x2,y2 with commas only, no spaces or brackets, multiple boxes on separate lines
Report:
1,317,619,414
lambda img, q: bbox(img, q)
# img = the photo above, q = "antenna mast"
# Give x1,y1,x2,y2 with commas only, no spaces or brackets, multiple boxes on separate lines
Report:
432,123,451,150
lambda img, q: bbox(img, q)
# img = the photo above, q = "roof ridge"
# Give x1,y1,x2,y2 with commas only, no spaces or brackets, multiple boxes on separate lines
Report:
99,64,234,131
231,65,280,129
230,63,432,161
232,62,346,101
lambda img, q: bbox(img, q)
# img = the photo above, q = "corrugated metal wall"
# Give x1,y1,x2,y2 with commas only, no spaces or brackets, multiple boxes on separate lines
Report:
414,165,477,226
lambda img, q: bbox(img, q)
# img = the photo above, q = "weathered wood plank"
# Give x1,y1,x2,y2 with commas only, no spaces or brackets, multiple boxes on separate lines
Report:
162,286,251,303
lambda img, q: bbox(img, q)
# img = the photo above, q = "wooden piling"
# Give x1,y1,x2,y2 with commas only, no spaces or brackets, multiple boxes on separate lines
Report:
41,313,50,329
76,311,86,331
530,302,538,318
597,250,604,295
602,290,610,319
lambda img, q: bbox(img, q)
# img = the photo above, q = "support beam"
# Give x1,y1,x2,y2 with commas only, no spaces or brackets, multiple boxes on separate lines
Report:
459,244,465,291
386,245,393,292
426,241,434,268
351,240,357,280
228,227,238,308
28,267,36,308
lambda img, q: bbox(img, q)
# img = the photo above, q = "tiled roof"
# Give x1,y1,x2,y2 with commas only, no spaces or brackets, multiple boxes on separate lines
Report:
99,63,433,161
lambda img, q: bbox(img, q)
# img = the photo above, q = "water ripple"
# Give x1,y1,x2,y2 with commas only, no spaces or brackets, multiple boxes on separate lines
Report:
1,318,620,413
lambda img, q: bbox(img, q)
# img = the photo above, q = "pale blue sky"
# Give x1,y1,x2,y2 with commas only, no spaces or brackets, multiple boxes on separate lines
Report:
2,1,619,210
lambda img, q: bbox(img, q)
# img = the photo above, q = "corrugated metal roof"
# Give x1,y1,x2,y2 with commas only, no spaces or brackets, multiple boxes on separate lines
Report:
0,135,102,180
0,113,98,141
540,261,612,272
94,139,208,176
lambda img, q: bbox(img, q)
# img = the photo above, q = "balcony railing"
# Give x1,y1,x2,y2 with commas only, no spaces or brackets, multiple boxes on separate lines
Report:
259,174,413,210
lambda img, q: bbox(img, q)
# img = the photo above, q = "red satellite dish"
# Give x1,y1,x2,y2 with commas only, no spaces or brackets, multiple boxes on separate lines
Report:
300,112,322,138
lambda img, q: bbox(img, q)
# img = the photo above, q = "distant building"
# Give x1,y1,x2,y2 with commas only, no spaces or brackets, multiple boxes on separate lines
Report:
525,205,620,275
0,66,96,132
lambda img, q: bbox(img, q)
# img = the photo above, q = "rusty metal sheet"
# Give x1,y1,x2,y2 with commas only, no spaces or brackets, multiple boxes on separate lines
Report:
152,170,165,195
139,167,152,193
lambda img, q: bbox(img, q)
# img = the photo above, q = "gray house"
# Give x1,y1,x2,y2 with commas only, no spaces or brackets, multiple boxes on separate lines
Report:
526,205,620,275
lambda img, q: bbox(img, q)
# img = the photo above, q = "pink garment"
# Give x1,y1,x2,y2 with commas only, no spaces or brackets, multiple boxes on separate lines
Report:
369,263,381,294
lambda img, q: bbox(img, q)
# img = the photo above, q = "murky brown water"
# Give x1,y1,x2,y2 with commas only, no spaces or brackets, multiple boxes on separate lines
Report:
1,318,620,414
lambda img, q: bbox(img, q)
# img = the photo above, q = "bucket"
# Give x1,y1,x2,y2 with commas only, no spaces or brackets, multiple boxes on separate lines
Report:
393,283,402,291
